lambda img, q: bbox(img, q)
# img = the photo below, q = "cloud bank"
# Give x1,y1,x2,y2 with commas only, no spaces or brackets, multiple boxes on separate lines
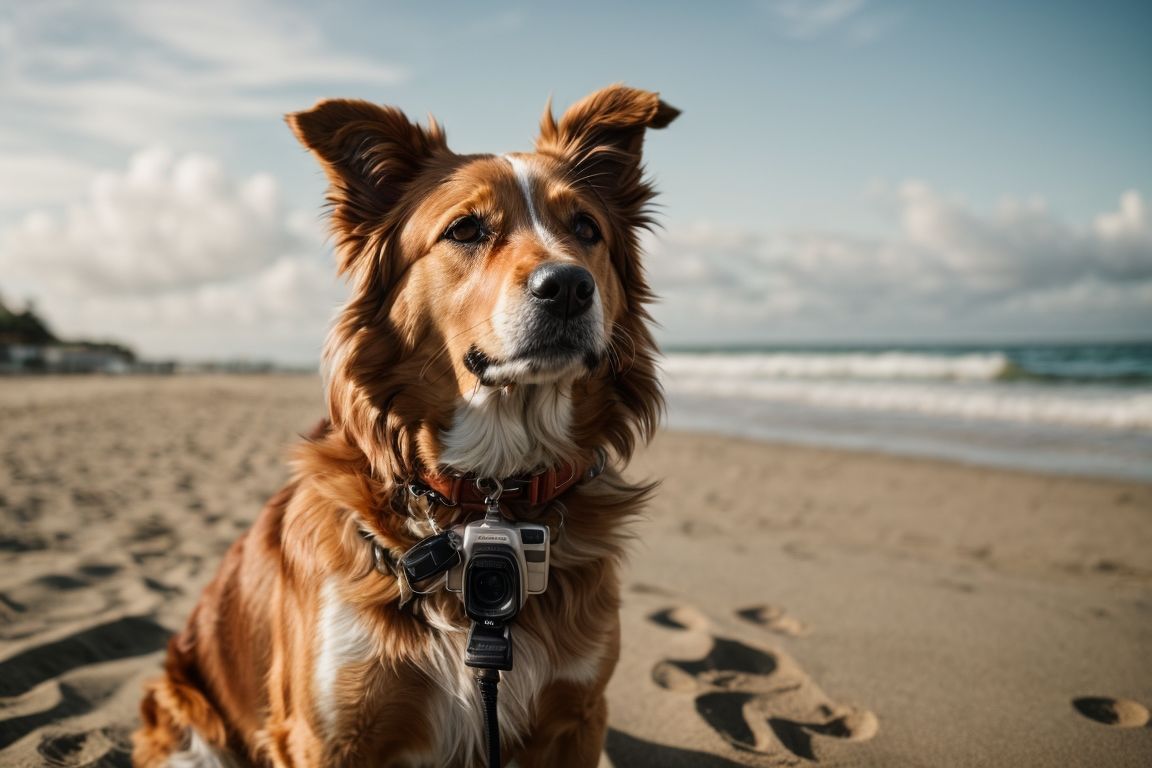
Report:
647,183,1152,344
1,148,344,363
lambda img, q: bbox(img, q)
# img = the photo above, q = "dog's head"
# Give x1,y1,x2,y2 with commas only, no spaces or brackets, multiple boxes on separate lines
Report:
288,86,677,481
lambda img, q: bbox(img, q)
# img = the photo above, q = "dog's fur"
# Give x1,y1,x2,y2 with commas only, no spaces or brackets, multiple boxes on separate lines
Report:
132,85,677,767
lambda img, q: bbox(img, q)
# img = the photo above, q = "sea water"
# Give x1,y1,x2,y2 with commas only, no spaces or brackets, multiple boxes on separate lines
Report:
661,343,1152,481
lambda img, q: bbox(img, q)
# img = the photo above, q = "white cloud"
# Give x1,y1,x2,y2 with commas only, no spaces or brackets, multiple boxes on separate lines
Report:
0,148,345,363
764,0,895,41
31,255,343,364
768,0,866,37
0,0,407,149
125,2,402,89
1093,190,1152,279
646,185,1152,343
5,148,300,293
0,153,105,207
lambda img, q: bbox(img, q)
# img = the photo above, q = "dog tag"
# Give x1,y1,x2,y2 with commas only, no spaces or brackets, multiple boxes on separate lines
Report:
399,531,462,585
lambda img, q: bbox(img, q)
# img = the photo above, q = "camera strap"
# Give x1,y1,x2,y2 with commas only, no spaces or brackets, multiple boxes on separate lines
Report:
466,621,512,768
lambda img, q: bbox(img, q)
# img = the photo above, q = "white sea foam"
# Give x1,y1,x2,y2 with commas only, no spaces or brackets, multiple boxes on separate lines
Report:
663,354,1152,431
663,352,1013,381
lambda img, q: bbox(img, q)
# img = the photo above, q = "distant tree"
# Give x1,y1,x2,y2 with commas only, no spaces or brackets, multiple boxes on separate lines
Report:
0,292,58,344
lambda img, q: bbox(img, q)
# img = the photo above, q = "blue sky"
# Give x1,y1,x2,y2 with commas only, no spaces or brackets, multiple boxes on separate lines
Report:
1,0,1149,361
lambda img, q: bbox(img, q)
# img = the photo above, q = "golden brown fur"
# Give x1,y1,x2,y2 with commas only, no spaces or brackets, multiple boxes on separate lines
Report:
133,85,677,767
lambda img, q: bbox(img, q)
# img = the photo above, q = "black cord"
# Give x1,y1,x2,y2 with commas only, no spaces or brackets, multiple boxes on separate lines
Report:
475,668,501,768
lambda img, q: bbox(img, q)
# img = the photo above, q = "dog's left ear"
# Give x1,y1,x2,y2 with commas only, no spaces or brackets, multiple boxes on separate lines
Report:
287,99,448,275
535,85,678,209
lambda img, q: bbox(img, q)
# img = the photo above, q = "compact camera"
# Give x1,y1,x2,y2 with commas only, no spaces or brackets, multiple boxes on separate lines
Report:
446,517,550,624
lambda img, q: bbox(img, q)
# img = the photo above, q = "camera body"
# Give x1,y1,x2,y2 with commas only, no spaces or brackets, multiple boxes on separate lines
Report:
446,517,550,624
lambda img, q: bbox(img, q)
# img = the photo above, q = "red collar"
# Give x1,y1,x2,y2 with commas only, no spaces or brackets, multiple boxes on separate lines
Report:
411,456,600,513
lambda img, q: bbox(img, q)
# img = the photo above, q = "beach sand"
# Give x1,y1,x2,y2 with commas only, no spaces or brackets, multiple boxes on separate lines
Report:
1,375,1149,766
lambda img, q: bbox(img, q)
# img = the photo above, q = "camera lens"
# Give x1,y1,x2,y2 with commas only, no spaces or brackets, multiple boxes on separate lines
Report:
473,570,510,607
464,552,520,622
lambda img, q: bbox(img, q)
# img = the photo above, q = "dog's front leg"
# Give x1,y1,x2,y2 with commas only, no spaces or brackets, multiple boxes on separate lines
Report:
515,682,609,768
515,621,619,768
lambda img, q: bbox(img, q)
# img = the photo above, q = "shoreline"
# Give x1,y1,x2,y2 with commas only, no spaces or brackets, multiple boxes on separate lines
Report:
664,418,1152,485
665,391,1152,484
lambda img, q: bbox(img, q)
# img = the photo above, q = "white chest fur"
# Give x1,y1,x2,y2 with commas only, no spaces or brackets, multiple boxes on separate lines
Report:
438,383,575,479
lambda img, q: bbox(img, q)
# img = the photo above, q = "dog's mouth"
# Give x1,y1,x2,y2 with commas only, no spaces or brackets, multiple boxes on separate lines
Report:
464,342,601,387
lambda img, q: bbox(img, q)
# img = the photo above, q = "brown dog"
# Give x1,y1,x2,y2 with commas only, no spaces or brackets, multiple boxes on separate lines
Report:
132,84,677,767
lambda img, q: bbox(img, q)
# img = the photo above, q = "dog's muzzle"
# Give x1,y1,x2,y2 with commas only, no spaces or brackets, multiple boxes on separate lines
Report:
464,263,604,385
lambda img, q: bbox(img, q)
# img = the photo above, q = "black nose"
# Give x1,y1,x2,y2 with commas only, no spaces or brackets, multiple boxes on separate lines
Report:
527,263,596,319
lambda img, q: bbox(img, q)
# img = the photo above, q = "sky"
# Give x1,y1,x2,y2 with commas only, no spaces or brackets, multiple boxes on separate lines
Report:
1,0,1150,363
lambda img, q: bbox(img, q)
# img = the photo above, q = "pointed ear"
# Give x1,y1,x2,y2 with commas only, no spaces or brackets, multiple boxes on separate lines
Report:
286,99,448,274
535,85,678,210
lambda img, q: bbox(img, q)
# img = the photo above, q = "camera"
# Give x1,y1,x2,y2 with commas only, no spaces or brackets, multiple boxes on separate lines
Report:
446,517,550,624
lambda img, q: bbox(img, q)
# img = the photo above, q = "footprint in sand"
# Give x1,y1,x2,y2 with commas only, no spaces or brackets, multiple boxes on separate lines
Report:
1072,696,1151,728
649,604,877,761
647,605,713,633
736,604,808,637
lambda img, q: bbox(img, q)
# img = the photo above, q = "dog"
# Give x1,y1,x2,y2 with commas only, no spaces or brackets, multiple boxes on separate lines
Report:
132,84,677,767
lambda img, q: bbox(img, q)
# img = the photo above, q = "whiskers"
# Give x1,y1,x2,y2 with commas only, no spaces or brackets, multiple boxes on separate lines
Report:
605,324,640,377
415,313,511,384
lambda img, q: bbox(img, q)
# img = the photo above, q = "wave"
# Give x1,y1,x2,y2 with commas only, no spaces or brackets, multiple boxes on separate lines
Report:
663,352,1017,382
662,377,1152,431
663,349,1152,384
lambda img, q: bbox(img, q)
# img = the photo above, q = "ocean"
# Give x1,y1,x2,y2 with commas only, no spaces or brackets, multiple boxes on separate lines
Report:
660,342,1152,481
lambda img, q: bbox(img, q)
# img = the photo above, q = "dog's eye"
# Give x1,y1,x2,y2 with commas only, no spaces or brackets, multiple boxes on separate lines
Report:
573,214,602,245
443,216,485,245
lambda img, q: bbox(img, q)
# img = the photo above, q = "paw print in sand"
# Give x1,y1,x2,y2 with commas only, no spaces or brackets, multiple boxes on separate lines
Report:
649,604,877,762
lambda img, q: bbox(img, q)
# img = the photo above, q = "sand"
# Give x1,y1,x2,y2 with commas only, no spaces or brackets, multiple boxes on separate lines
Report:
1,375,1149,767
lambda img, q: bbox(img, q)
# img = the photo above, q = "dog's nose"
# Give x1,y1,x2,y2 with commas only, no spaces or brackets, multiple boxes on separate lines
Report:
527,263,595,319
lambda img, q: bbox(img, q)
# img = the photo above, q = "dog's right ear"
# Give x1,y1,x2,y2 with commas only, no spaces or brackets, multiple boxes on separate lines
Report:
287,100,447,275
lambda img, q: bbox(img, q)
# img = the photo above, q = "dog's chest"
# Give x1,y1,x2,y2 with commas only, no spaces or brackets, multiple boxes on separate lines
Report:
314,585,600,765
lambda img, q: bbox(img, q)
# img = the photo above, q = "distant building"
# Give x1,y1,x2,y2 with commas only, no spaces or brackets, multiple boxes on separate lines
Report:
0,296,138,374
